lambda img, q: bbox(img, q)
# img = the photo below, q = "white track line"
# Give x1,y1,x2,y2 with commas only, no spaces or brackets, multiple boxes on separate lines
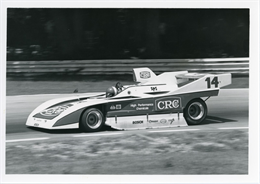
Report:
6,137,50,143
218,127,248,130
148,129,200,133
73,132,123,137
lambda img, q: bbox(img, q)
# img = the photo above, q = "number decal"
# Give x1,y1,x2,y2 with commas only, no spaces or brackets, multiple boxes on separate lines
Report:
205,77,211,88
211,77,219,88
205,77,219,88
151,87,157,91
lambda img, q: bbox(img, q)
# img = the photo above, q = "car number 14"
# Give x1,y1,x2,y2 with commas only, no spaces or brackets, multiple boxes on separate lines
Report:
205,77,219,88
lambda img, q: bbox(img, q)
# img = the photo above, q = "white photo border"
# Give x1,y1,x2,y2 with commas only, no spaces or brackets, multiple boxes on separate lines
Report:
1,0,259,183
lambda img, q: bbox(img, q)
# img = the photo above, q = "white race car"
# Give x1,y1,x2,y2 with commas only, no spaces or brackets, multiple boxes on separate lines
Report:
26,67,231,132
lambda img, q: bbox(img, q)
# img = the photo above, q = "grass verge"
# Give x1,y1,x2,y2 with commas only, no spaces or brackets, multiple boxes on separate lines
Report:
6,129,248,174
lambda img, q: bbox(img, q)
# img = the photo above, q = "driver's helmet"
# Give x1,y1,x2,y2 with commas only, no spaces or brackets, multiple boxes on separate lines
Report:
115,82,123,93
106,86,117,97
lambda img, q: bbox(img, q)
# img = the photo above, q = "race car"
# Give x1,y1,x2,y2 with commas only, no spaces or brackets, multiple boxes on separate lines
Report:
26,67,231,132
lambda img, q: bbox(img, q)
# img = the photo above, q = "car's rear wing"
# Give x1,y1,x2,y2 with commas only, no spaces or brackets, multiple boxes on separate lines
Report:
132,67,157,83
174,72,232,94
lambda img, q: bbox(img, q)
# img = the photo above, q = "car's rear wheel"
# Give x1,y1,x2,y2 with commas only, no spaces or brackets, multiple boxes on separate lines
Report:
80,108,104,132
184,98,207,125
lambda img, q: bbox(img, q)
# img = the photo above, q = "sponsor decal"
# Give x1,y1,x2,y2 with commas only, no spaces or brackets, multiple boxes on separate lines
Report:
151,87,157,91
136,107,149,110
168,118,175,124
110,104,122,110
133,120,143,124
40,105,71,117
35,118,42,122
160,119,167,124
149,119,168,124
130,103,153,111
140,71,151,79
130,104,137,108
138,103,153,107
155,97,181,111
149,120,159,123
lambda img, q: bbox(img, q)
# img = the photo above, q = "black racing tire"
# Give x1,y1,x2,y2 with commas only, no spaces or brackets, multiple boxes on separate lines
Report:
183,98,207,125
80,108,104,132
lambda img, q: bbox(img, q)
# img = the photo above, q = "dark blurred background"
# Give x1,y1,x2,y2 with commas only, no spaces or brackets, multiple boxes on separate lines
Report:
7,8,249,61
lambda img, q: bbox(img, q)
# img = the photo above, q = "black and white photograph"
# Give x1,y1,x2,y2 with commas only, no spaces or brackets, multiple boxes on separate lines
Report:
1,0,259,183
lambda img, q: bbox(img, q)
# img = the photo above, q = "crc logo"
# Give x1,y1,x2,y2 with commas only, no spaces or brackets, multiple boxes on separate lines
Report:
140,71,151,79
155,97,181,111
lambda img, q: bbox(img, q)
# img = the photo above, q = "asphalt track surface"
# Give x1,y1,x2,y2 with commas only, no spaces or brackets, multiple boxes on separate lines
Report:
5,89,248,142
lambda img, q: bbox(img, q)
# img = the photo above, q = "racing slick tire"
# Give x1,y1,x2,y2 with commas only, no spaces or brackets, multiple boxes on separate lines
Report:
80,108,104,132
184,98,207,125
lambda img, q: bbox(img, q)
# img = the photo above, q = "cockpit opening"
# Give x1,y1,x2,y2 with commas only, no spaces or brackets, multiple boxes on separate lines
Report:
106,82,126,97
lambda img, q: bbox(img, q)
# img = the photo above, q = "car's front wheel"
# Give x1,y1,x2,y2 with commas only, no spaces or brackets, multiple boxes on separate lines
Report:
184,98,207,125
80,108,104,132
